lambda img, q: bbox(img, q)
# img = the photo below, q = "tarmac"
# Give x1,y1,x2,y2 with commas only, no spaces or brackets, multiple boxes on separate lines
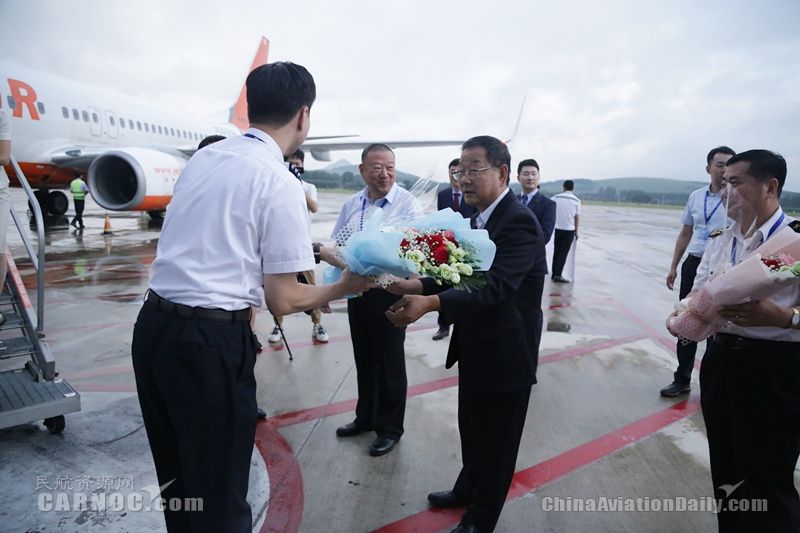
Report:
0,189,794,532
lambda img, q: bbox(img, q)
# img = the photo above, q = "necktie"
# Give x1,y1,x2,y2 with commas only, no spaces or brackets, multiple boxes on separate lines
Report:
453,193,460,211
470,216,478,229
519,194,529,206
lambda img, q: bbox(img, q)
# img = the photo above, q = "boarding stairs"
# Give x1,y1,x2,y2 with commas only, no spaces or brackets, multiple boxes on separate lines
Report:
0,155,80,433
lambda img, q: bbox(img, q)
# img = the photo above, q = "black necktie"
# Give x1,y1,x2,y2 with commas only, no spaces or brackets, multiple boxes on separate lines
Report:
470,216,477,229
453,193,460,211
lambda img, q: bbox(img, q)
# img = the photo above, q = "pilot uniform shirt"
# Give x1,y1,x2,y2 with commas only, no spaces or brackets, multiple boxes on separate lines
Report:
682,185,728,258
150,128,314,311
331,182,424,244
553,190,581,231
693,207,800,342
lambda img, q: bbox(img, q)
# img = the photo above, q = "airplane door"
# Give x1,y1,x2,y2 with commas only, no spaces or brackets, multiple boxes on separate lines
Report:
105,109,119,139
88,106,102,137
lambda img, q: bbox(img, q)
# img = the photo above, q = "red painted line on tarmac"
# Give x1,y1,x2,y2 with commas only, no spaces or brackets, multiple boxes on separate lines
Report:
65,363,133,381
373,396,702,533
610,301,675,351
255,421,305,533
48,320,133,337
72,382,137,393
539,334,646,364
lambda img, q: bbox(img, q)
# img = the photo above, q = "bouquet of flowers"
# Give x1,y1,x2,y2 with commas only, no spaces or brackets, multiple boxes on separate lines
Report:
325,207,496,293
668,226,800,342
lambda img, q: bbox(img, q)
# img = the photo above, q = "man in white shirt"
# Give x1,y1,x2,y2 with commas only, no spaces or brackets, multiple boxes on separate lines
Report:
0,108,11,325
331,143,423,457
661,146,734,398
551,180,581,282
672,150,800,532
268,148,330,345
132,62,369,533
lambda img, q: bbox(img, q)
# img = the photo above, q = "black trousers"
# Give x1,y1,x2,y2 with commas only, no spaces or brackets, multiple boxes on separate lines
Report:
674,254,702,385
453,385,531,532
72,199,85,227
700,336,800,532
551,229,574,278
347,289,407,439
132,302,258,533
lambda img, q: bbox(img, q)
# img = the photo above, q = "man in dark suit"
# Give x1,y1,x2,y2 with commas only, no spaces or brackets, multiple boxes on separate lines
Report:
387,136,546,533
433,157,478,340
516,158,556,244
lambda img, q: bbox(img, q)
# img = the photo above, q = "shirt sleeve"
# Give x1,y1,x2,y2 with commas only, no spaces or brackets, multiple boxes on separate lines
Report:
0,110,10,140
260,179,315,274
305,182,318,203
681,194,694,226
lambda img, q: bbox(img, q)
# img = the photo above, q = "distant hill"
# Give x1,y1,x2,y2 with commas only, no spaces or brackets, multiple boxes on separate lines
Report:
323,159,352,171
304,164,422,191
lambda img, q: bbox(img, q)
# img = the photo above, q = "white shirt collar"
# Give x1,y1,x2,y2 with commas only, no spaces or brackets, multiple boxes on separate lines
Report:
753,206,785,242
244,127,284,161
477,188,511,229
359,182,401,205
522,189,538,201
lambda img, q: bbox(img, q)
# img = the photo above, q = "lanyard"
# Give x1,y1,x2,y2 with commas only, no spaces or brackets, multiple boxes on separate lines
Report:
730,213,785,265
704,190,723,225
245,133,304,183
243,133,263,143
360,196,388,230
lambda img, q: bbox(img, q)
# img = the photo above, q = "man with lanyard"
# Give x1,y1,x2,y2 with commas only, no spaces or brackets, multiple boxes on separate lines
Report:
331,143,423,457
70,174,89,229
132,62,370,532
433,158,476,340
673,150,800,531
661,146,735,397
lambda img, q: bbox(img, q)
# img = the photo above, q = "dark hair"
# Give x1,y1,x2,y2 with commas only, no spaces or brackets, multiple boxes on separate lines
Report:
448,158,460,168
246,62,316,126
288,148,305,162
726,149,787,196
563,180,575,191
361,143,394,163
517,158,539,175
198,135,226,150
461,136,510,169
706,146,736,165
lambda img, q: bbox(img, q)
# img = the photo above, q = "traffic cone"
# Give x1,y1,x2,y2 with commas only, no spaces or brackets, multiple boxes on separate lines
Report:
102,214,113,235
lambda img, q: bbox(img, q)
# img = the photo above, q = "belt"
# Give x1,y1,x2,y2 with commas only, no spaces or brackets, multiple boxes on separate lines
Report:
712,333,799,352
145,291,251,322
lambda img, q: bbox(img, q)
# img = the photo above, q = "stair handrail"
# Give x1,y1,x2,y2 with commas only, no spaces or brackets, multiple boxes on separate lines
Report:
7,154,45,334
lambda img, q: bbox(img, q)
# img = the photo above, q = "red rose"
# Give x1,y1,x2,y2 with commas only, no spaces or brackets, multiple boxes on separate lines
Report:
400,239,410,249
442,230,457,245
430,243,449,264
419,233,445,249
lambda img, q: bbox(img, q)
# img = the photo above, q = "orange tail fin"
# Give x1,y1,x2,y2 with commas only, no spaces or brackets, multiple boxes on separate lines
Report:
229,37,270,131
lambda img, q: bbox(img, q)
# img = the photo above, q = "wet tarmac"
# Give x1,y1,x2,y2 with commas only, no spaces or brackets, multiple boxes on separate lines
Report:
0,189,794,532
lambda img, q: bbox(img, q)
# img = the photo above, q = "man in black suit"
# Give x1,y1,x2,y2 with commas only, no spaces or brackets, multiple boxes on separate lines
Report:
517,158,556,244
433,158,478,340
387,136,546,533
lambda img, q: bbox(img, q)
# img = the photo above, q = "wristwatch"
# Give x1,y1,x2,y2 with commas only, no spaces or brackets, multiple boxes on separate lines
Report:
791,307,800,329
313,242,322,264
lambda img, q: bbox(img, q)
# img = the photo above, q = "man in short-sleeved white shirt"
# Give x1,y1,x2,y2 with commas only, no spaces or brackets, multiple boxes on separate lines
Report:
551,180,581,282
331,144,423,458
132,62,368,533
660,146,734,398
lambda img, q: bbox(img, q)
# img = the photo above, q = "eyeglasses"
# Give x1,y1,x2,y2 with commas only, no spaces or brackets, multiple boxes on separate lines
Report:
451,166,494,181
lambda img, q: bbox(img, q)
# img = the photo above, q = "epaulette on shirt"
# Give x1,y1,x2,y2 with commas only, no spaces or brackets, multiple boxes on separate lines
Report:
789,220,800,233
708,228,723,238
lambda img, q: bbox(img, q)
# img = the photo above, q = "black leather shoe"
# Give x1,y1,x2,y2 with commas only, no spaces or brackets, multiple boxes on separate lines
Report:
552,275,570,283
451,524,479,533
257,407,267,420
660,381,690,397
336,421,370,437
432,328,450,341
427,490,469,508
368,436,398,456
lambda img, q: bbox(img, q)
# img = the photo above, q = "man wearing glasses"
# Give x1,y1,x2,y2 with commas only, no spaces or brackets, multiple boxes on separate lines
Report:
386,136,546,533
331,143,423,457
433,158,477,340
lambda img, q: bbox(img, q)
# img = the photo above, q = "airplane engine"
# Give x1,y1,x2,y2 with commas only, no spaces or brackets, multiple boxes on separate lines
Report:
87,148,186,212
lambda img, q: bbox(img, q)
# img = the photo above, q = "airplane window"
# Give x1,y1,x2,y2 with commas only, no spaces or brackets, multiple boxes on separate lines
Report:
144,123,149,132
92,113,98,123
62,107,69,119
109,116,116,126
83,111,90,122
119,117,125,128
129,119,134,129
170,128,175,136
37,102,46,114
157,125,163,134
6,96,15,109
72,108,79,120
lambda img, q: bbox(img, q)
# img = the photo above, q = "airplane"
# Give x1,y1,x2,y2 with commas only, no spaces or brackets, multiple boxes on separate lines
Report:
0,37,464,219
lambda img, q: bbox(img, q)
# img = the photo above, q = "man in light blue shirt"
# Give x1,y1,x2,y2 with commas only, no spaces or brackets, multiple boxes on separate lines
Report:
661,146,735,397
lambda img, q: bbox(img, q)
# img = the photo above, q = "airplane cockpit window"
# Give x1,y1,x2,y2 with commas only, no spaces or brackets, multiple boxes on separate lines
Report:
82,111,90,122
92,113,99,123
5,96,15,109
37,102,45,114
72,108,79,120
61,107,69,119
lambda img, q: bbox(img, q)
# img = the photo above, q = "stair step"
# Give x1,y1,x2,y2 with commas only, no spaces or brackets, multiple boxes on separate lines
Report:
0,337,36,359
0,311,25,331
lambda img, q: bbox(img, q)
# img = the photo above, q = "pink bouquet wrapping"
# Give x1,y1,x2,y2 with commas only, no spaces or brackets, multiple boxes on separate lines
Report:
668,226,800,342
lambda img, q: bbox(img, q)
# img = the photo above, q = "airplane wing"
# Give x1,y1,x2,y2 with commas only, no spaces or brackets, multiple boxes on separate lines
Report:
301,139,464,161
50,145,192,169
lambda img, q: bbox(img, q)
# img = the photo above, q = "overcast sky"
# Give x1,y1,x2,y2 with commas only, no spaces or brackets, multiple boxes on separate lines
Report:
2,0,799,190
